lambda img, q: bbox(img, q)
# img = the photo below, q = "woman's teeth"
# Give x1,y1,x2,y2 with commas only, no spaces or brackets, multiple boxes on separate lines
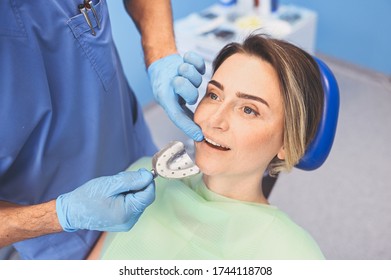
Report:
204,137,230,150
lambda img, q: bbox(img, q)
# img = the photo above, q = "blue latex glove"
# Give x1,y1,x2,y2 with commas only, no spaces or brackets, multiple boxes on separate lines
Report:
56,169,155,232
148,51,206,141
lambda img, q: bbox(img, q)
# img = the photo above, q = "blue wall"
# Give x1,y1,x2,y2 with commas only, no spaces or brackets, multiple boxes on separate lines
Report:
280,0,391,75
107,0,391,107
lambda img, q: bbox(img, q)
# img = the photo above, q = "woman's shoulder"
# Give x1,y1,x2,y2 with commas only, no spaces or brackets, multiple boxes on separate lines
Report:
259,209,325,259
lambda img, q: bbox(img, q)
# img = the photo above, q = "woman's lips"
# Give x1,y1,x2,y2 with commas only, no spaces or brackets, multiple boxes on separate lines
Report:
204,137,231,151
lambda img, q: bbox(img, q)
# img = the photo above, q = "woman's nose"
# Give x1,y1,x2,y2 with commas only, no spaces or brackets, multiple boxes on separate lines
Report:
207,106,229,131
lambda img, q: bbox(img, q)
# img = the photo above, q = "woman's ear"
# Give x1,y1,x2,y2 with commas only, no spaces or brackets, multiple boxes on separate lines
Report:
277,146,285,160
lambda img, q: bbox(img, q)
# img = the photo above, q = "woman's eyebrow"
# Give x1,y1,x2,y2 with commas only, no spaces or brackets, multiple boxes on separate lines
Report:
208,80,224,90
208,79,270,107
236,92,270,108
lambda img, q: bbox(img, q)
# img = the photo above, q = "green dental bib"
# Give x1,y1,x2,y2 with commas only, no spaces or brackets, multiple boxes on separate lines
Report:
100,157,324,260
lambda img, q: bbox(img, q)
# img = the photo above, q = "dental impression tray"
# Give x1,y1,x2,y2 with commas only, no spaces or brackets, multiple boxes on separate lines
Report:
151,141,200,179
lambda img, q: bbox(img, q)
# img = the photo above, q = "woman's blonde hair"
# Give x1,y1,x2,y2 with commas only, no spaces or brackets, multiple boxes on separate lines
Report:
212,34,324,176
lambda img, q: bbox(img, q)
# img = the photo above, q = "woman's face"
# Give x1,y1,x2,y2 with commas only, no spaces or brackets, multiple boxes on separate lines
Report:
194,53,285,178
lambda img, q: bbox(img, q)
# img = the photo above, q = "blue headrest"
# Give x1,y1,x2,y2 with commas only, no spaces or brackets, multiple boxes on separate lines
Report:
296,57,340,170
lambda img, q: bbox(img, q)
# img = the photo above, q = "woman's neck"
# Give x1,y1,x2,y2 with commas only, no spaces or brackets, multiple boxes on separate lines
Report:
202,172,269,205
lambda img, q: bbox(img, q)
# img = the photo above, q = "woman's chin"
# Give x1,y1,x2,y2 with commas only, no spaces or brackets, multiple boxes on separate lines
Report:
195,145,225,176
195,157,220,177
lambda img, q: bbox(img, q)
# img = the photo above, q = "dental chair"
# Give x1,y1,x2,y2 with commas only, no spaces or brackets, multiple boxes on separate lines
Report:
263,57,340,198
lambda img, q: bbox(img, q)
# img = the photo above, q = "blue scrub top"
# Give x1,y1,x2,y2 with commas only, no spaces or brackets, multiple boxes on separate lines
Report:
0,0,157,259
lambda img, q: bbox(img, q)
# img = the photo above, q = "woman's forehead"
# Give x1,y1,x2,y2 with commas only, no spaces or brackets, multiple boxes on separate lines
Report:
211,53,281,101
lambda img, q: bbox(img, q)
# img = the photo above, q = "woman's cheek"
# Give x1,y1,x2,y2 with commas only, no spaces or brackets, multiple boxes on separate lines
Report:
193,105,208,127
193,106,201,124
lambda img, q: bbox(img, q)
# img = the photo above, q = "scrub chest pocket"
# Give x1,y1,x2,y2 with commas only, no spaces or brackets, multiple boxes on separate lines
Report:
67,0,118,92
0,0,27,37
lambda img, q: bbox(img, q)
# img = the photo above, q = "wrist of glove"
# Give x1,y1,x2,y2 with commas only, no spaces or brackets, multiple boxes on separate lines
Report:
56,169,155,232
148,52,206,141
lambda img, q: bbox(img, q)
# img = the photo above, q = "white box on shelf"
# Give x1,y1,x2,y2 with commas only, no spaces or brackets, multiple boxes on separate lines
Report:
175,4,317,59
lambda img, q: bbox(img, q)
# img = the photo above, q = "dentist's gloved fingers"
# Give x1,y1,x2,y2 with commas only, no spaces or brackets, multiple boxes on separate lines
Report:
56,168,157,232
178,63,203,87
147,53,204,141
163,99,203,141
172,76,199,105
147,53,183,104
109,169,154,195
183,51,206,75
125,181,155,212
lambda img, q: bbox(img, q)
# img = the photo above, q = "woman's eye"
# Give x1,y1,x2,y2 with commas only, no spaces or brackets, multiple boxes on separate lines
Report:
243,106,259,116
209,92,219,100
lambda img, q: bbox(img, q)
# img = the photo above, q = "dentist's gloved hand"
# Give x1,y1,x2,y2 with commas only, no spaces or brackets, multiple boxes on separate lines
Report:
148,51,206,141
56,169,155,232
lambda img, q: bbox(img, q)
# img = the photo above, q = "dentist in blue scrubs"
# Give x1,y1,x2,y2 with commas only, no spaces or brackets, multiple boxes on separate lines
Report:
0,0,205,259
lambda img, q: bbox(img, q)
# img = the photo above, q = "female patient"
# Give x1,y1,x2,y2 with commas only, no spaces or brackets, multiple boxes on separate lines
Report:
89,34,325,259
